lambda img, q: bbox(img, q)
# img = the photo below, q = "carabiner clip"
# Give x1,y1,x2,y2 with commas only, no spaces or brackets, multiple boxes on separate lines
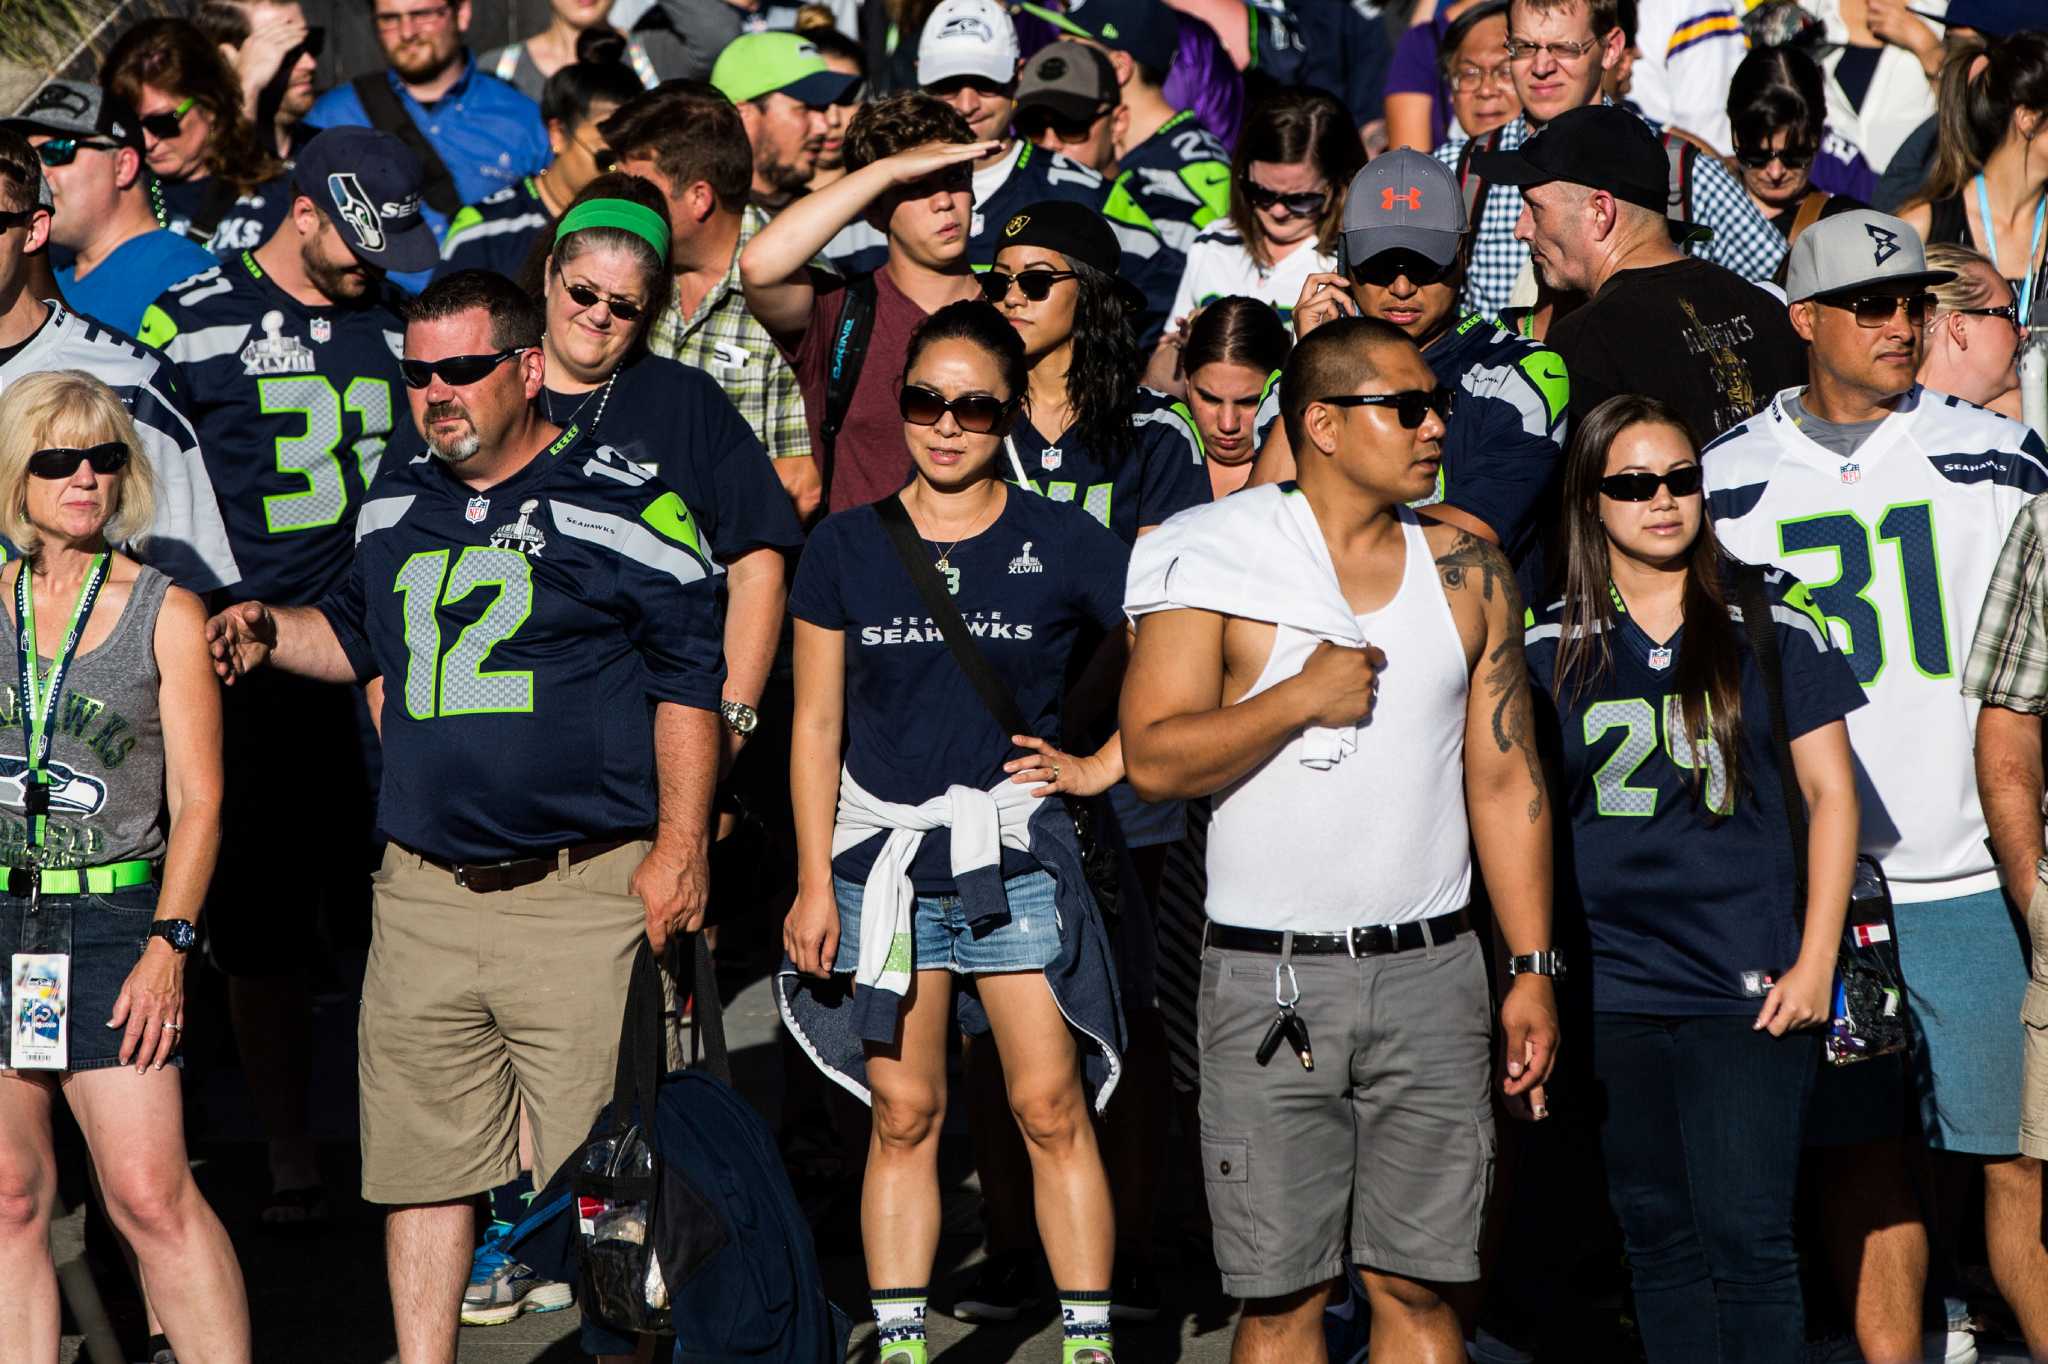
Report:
1273,962,1300,1010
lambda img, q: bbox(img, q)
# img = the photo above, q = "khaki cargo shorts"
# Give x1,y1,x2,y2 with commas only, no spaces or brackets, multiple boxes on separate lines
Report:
2024,870,2048,1161
357,840,655,1205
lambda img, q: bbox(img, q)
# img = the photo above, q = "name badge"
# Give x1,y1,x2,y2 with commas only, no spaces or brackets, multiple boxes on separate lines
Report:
10,952,68,1070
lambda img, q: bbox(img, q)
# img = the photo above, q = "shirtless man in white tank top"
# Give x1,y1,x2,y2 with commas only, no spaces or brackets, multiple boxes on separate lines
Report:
1122,318,1561,1364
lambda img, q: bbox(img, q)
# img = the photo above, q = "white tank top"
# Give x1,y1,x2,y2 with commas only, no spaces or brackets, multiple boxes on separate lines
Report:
1205,507,1473,931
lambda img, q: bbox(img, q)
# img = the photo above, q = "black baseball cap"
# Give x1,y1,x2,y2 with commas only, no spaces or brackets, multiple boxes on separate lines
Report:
291,127,438,273
1471,105,1708,242
995,198,1121,275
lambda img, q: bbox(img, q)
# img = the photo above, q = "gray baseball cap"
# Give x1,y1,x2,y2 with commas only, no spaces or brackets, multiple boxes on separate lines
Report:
1016,42,1118,124
1785,208,1955,304
5,80,141,150
1339,150,1468,271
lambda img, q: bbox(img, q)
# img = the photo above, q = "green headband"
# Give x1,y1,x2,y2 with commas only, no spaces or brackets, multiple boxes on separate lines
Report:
554,198,671,260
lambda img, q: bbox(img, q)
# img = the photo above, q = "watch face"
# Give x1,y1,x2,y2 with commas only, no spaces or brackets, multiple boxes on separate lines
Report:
154,920,196,950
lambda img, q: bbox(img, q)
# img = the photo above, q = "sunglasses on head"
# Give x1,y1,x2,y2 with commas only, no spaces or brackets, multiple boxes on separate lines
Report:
1239,176,1329,219
27,442,129,481
1317,386,1456,428
1734,144,1816,170
398,348,530,390
979,268,1078,304
900,384,1013,433
1350,250,1455,290
34,137,119,167
138,95,196,142
1825,292,1935,328
1599,464,1703,501
554,264,644,321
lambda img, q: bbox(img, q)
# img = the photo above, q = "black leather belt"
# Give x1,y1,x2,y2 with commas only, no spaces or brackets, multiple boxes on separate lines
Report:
1204,907,1471,957
406,837,641,894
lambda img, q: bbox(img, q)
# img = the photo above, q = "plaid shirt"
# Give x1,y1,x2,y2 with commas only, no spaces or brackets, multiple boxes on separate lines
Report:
646,205,812,462
1434,107,1789,318
1964,494,2048,713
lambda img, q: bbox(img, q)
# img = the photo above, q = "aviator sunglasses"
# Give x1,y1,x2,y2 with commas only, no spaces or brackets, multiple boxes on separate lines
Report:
899,385,1013,433
1316,386,1456,429
399,348,531,389
1599,465,1704,501
28,442,130,480
1825,292,1935,328
979,268,1078,304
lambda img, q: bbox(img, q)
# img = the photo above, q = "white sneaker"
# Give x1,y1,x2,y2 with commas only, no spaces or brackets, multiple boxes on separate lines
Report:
1930,1328,1979,1364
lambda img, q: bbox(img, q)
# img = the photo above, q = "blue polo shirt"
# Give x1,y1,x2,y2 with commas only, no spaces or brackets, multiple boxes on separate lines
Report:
55,229,216,336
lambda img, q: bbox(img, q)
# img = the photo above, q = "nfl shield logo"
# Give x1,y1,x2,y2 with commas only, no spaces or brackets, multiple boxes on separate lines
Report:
465,496,489,524
1840,463,1862,484
310,317,332,343
1041,447,1063,471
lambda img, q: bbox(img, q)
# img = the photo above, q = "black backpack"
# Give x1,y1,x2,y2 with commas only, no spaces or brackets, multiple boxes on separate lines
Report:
820,272,878,466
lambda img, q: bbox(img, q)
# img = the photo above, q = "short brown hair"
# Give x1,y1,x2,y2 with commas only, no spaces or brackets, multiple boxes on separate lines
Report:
1509,0,1622,39
845,93,973,173
599,81,752,214
0,128,41,215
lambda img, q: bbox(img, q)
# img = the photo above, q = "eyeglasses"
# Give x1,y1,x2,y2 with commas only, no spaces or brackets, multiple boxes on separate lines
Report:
1350,250,1455,290
1238,176,1330,219
1316,386,1456,428
554,264,645,321
138,96,196,142
1824,292,1935,328
1016,105,1111,144
1953,300,2023,331
27,442,130,480
399,348,531,389
32,137,119,167
979,268,1079,304
1449,62,1513,92
373,2,454,31
1505,35,1604,64
1734,144,1816,171
1598,465,1704,502
899,384,1014,433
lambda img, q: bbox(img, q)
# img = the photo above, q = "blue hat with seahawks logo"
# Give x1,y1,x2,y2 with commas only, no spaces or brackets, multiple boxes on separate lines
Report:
292,127,438,273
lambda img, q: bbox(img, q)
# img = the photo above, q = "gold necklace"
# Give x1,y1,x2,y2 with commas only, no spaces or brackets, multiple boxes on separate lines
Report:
924,491,1001,578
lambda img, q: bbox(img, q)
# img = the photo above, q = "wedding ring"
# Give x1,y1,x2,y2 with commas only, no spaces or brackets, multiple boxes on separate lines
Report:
162,1022,181,1032
1052,762,1062,781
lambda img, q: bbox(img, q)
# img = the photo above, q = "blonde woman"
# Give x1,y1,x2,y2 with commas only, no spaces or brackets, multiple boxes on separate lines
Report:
1920,241,2027,420
0,372,243,1364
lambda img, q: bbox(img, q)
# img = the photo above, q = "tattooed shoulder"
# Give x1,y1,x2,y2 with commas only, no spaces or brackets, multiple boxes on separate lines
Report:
1433,530,1514,605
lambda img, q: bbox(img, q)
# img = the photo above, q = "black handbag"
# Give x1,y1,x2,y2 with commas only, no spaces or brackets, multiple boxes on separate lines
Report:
874,493,1121,917
1737,566,1910,1065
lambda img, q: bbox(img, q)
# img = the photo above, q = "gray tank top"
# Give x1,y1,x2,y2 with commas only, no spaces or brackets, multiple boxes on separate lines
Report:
0,566,170,869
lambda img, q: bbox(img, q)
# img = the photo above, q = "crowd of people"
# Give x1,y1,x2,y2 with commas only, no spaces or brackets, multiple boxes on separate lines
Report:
0,0,2044,1361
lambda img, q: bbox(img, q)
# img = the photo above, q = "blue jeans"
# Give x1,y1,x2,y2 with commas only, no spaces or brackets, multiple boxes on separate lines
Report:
1593,1013,1818,1364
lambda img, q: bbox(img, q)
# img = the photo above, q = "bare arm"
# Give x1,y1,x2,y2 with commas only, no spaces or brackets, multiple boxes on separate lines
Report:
1756,719,1860,1035
1978,705,2045,902
630,701,720,951
775,457,824,525
784,619,846,976
204,601,358,684
1382,92,1437,152
719,546,789,772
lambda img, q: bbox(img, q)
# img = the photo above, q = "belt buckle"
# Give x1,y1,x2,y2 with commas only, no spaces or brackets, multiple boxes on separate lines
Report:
1354,924,1394,956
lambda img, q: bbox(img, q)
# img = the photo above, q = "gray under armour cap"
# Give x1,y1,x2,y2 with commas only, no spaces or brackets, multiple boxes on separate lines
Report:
1784,208,1955,304
1339,150,1468,271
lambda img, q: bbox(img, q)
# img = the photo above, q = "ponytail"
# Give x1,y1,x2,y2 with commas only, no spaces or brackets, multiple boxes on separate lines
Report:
1912,31,2048,210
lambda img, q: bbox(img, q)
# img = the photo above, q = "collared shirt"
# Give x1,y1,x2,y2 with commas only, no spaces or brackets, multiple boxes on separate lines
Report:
1432,106,1788,319
1965,493,2048,715
646,205,813,464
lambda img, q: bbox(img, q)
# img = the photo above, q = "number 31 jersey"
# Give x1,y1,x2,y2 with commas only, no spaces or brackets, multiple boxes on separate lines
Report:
137,252,412,606
1705,386,2048,902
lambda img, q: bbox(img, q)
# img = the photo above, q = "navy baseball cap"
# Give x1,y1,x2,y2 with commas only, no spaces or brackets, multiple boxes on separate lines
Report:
292,127,438,273
1020,0,1180,75
1913,0,2035,36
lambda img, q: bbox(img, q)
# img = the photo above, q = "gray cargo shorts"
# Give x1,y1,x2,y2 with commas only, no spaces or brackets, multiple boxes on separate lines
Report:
1197,928,1495,1298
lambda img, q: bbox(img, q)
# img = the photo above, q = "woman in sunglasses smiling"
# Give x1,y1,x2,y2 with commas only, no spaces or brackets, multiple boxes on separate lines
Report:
1525,393,1862,1364
0,372,249,1362
781,300,1128,1364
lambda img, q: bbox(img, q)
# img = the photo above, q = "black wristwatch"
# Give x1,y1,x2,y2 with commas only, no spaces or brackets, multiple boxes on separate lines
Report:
148,920,197,953
1507,950,1566,979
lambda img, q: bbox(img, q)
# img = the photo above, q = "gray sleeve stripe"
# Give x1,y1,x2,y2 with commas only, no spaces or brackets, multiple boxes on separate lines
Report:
1525,622,1562,644
165,323,251,366
1133,405,1203,463
355,495,416,543
548,499,717,587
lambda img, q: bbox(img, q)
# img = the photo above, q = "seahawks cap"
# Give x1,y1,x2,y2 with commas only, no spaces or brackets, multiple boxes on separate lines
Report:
1016,42,1118,123
996,198,1120,275
5,80,141,150
1783,208,1956,304
1021,0,1180,75
293,127,439,273
712,32,859,106
1339,150,1467,271
918,0,1021,87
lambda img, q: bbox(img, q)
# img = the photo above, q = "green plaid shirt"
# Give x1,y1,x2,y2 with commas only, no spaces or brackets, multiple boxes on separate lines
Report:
1964,494,2048,712
646,205,812,462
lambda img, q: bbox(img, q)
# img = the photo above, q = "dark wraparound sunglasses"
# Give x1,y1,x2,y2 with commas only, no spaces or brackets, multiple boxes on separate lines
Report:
1317,386,1456,428
399,348,530,390
1599,465,1704,501
1734,144,1816,170
1238,176,1330,219
900,385,1014,433
1825,292,1935,328
139,96,196,142
979,268,1078,304
1016,105,1111,144
554,264,644,321
28,442,130,480
1350,250,1455,289
1955,300,2022,330
34,137,119,167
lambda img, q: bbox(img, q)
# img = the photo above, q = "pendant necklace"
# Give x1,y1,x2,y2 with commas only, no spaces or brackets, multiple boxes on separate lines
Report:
541,362,619,433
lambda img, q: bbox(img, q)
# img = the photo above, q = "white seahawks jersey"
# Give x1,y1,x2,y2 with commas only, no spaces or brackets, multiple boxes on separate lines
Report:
1704,385,2048,902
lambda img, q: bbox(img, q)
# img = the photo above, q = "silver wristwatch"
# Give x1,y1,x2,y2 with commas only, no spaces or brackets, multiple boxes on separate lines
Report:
719,699,759,737
1507,950,1566,979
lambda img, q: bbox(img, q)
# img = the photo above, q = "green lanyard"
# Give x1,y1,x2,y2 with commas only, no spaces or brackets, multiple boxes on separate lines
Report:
16,553,108,855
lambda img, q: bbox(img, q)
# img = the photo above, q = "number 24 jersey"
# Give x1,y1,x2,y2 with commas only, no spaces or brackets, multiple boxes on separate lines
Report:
1705,386,2048,902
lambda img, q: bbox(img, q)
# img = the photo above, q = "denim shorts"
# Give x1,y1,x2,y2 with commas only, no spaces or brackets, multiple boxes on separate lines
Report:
831,869,1062,975
1893,889,2028,1154
0,884,171,1072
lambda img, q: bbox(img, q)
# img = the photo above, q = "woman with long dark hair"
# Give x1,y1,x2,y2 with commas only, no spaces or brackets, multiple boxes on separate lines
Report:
1726,45,1872,249
1525,394,1863,1362
1179,296,1290,499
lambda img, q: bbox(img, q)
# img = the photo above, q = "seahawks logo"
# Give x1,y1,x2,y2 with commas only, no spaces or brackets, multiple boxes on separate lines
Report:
1005,213,1029,237
328,172,386,252
0,757,106,818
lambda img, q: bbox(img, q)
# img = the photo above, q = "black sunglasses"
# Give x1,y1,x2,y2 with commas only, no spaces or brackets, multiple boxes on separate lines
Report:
1734,144,1816,171
1017,105,1111,144
138,96,195,142
554,264,644,321
1350,250,1455,290
900,385,1013,433
1599,465,1704,501
0,207,35,232
1826,292,1935,328
979,268,1079,304
297,25,327,57
1238,176,1329,219
1316,386,1455,428
1955,300,2023,330
399,348,530,390
34,137,119,168
27,442,130,480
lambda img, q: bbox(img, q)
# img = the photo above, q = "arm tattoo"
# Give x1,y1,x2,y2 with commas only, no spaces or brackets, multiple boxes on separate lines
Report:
1486,630,1548,824
1434,531,1507,602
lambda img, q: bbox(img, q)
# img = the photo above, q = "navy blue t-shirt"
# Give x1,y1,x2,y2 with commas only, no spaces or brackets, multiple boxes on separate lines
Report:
1525,563,1866,1014
789,488,1130,890
1004,388,1210,543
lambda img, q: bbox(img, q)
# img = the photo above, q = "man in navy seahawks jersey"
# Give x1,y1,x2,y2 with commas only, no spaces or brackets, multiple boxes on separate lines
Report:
1251,152,1569,565
205,270,724,1363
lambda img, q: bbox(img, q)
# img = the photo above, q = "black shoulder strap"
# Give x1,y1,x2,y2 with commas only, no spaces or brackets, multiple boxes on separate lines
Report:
822,272,880,453
874,493,1032,740
350,73,465,217
1736,563,1810,916
1456,127,1500,227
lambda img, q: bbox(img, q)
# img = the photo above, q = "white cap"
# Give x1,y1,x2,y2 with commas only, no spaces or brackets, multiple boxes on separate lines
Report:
918,0,1020,86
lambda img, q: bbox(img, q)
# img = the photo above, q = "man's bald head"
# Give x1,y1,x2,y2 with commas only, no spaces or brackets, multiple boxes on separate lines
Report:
1280,316,1419,454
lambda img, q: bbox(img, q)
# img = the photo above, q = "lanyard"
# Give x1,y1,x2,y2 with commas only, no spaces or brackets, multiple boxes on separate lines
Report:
15,554,108,853
1974,173,2046,327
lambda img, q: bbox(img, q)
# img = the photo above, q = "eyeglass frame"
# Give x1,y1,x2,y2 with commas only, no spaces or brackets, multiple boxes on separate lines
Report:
1238,175,1332,220
1733,143,1818,171
551,260,646,323
1504,33,1610,65
32,137,121,168
373,1,456,32
1819,291,1937,329
1447,60,1514,92
1949,300,2024,333
1314,386,1457,429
